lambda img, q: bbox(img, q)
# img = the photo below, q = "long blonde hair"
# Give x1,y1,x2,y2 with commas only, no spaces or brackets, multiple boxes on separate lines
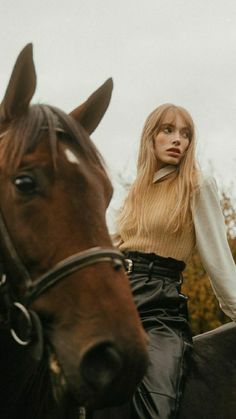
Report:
117,104,198,234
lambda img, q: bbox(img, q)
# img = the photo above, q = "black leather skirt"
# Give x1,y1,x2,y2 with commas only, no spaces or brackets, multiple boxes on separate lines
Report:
91,252,193,419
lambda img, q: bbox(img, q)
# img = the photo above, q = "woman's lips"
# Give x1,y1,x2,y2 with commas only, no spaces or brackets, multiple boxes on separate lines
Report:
166,148,180,155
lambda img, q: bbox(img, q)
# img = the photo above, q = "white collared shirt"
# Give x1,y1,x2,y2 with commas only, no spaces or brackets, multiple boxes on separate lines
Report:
152,165,177,183
153,165,236,321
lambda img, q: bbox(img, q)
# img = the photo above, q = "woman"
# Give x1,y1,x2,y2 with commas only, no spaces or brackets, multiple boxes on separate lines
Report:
114,103,236,419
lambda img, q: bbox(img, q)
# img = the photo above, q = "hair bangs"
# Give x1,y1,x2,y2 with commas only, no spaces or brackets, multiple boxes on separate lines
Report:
154,105,194,141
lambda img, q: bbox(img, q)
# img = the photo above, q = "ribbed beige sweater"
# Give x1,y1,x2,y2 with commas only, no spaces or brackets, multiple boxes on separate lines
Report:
117,165,236,321
119,173,196,262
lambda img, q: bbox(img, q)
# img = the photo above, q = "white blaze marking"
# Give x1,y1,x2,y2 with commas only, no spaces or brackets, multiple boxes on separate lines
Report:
64,148,80,165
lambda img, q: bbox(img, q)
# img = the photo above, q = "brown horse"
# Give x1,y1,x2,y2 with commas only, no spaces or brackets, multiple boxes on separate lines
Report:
0,44,148,419
179,321,236,419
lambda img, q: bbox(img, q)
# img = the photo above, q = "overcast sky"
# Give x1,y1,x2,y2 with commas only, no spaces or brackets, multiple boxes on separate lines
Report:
1,0,236,229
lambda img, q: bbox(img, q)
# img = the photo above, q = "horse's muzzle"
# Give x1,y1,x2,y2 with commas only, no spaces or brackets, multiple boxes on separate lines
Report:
63,336,148,409
80,340,123,390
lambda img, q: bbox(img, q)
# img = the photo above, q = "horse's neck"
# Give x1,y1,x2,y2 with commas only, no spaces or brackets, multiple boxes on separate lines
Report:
0,330,54,419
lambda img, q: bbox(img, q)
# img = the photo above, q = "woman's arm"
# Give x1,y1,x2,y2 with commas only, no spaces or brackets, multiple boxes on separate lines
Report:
192,175,236,321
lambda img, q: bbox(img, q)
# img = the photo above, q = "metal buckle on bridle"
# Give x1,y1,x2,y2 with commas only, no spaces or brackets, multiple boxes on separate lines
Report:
124,258,133,274
6,299,44,361
0,273,6,287
9,302,33,346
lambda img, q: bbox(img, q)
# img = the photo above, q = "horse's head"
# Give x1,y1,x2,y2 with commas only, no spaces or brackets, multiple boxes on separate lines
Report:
0,44,148,409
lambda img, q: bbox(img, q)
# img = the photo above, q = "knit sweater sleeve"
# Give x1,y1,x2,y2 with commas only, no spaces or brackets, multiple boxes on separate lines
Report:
192,174,236,321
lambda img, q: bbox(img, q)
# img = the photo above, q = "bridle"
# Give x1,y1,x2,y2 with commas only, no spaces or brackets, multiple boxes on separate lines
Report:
0,125,126,359
0,203,125,359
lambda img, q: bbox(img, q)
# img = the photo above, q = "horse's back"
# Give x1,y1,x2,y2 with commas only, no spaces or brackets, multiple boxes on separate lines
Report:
92,323,236,419
180,322,236,419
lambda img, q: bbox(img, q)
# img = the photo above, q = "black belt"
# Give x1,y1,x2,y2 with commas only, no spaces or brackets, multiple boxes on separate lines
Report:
123,251,185,271
124,259,182,282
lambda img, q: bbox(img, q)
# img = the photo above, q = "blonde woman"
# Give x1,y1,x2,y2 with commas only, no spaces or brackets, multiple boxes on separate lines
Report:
114,104,236,419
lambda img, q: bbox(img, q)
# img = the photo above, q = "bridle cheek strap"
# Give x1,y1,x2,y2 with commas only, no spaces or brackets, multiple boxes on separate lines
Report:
0,211,32,284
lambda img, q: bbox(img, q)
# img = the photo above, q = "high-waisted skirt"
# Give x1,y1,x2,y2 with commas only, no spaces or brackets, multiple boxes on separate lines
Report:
91,251,193,419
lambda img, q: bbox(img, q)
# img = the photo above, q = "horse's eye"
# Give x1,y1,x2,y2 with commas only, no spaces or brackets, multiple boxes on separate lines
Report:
13,176,38,195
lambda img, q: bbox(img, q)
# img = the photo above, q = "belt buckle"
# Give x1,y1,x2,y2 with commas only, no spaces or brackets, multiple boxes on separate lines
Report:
124,258,133,274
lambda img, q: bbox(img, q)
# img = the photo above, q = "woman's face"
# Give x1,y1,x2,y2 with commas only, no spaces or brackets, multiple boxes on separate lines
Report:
153,111,191,170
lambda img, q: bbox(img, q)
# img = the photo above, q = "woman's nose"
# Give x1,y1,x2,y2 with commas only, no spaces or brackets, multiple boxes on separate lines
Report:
171,134,180,145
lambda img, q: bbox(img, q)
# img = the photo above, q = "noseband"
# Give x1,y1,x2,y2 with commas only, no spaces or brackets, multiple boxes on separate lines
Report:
0,208,125,355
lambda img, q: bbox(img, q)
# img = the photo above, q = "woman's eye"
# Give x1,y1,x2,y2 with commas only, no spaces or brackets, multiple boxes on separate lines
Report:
163,127,172,134
13,176,38,195
182,131,190,140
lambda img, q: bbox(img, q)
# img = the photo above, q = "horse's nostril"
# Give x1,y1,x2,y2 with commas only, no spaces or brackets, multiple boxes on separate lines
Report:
80,341,123,389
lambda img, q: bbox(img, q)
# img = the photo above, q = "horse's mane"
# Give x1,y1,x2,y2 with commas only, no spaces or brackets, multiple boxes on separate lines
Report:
0,104,105,172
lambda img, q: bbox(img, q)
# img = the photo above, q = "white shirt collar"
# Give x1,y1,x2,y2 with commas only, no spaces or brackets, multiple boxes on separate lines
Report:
153,165,177,183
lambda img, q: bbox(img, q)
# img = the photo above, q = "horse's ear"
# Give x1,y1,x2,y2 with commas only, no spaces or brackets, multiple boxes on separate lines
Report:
70,78,113,134
0,43,36,122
